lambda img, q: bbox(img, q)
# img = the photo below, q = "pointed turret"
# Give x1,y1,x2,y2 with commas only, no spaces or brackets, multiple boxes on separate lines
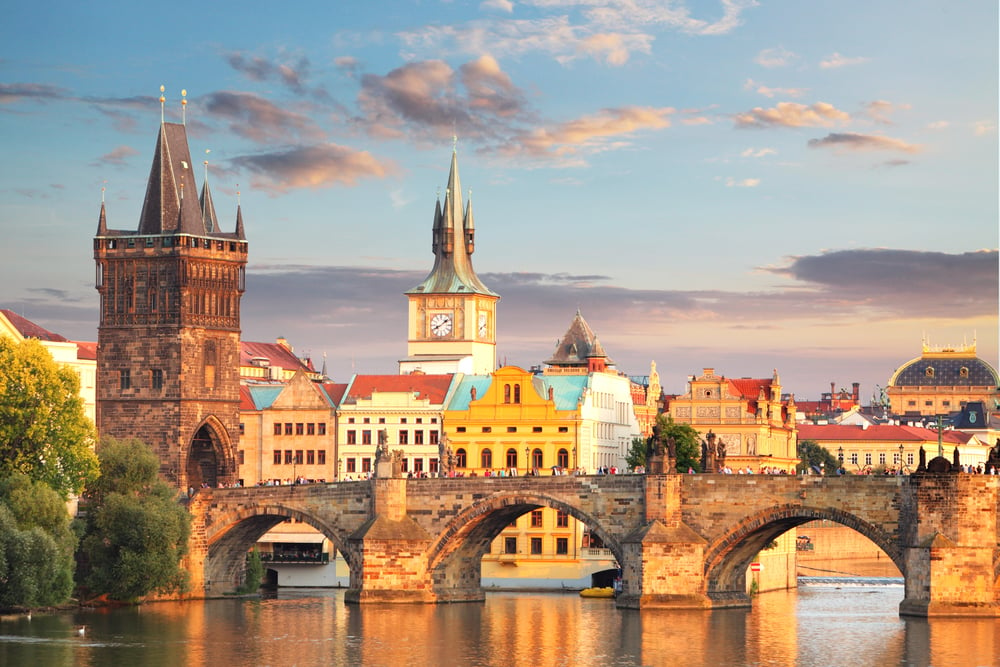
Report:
546,310,614,370
137,123,208,235
407,147,496,296
235,205,246,240
96,201,107,235
200,179,219,234
464,190,475,255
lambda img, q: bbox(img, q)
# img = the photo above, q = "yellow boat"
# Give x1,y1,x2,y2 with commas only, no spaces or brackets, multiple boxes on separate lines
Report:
579,587,615,598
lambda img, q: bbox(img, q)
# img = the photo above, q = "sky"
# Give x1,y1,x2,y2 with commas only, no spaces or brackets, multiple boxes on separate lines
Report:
1,1,997,400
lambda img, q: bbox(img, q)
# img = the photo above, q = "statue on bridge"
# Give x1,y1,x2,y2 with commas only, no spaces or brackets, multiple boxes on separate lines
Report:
438,433,455,478
374,429,392,477
987,439,1000,472
701,431,717,473
646,421,676,474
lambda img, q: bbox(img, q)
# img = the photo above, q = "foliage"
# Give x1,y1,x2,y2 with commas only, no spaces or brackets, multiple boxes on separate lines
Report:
79,438,191,602
238,548,263,594
795,439,840,476
626,415,701,472
0,473,78,608
0,337,99,498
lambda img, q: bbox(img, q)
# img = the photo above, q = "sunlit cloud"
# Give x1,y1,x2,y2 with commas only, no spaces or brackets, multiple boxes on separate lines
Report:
225,51,317,97
481,0,514,12
754,47,796,68
734,102,850,128
741,147,775,158
93,145,139,167
725,177,760,187
973,119,996,136
926,120,949,130
864,100,910,124
819,52,869,69
0,82,69,104
743,79,807,98
202,91,324,144
807,132,921,153
577,32,653,66
229,143,396,194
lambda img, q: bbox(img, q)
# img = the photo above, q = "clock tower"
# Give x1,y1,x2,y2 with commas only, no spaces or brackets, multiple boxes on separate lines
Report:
400,147,498,374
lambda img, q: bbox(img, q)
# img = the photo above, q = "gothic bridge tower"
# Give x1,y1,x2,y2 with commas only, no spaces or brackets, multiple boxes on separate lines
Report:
400,146,499,375
94,111,247,489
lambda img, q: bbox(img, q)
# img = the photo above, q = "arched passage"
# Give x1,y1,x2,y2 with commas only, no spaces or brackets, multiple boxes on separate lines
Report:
702,504,904,600
425,492,623,599
202,505,356,594
185,416,235,489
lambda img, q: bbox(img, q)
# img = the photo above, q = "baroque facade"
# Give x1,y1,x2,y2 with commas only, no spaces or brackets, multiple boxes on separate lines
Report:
886,338,999,418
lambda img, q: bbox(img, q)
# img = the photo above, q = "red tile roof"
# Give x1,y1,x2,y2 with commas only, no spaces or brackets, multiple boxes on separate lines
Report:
728,378,771,400
343,374,453,404
798,423,973,445
239,385,257,411
241,340,314,373
322,382,349,405
73,341,97,360
1,309,68,342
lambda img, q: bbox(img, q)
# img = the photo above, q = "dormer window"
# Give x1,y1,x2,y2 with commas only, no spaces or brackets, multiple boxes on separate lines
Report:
925,366,935,378
959,366,969,378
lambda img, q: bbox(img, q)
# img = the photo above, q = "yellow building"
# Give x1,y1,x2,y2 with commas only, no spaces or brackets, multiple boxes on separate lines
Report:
668,367,798,472
886,338,999,418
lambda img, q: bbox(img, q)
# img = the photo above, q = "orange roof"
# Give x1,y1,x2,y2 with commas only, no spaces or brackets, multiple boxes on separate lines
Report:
73,341,97,360
728,378,771,400
1,309,68,342
239,385,257,411
343,374,453,405
322,382,349,405
798,423,972,445
241,340,314,373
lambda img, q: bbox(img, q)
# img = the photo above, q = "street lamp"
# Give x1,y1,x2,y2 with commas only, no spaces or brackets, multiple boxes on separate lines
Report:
525,446,530,476
337,458,342,482
899,443,905,471
820,461,825,477
838,446,844,464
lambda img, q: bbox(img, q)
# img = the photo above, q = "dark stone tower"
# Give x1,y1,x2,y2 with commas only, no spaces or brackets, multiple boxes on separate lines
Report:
94,119,247,490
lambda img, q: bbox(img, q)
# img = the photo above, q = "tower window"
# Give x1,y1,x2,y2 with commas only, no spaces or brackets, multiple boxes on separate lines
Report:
151,368,163,390
119,369,131,390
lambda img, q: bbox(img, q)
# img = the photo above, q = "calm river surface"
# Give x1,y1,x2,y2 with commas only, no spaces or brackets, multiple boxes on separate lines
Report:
2,582,998,667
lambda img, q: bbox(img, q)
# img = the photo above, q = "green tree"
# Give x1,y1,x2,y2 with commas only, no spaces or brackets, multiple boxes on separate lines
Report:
0,473,78,609
0,337,99,498
80,438,191,601
238,548,263,595
796,439,840,476
625,415,701,472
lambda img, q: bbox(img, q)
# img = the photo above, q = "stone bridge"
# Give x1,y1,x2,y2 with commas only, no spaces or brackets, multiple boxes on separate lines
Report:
186,473,1000,617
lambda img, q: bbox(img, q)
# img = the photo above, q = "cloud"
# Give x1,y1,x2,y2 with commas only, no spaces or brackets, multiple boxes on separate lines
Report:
500,106,673,162
734,102,850,128
864,100,909,124
973,119,996,136
229,144,396,194
926,121,949,130
725,177,760,187
93,145,139,167
577,32,653,66
0,82,70,105
819,52,869,69
481,0,514,11
743,79,807,98
226,51,313,95
741,147,775,158
754,47,796,68
807,132,921,153
459,55,526,117
202,91,324,143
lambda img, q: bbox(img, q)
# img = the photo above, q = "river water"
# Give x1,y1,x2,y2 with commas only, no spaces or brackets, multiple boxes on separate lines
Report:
1,582,998,667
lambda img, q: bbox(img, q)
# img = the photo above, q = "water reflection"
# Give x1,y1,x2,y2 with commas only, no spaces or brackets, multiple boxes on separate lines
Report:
1,585,998,667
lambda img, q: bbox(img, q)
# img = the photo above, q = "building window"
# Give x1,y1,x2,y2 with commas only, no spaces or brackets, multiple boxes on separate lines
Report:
238,450,245,465
907,401,916,407
284,423,293,435
557,510,569,528
924,400,933,407
318,450,326,465
363,417,370,424
296,423,304,436
347,458,356,473
907,453,914,466
429,430,439,445
925,366,935,377
878,453,886,465
362,430,372,445
504,384,511,403
507,426,517,433
151,368,163,390
347,430,357,445
431,418,437,423
557,449,569,468
348,418,355,424
274,423,282,436
513,384,521,403
379,417,386,424
307,423,315,436
239,423,245,435
414,458,424,473
318,423,326,436
284,450,293,464
307,450,315,465
399,430,409,445
120,369,131,390
530,537,542,555
865,453,872,466
273,450,282,465
416,418,423,424
960,366,969,378
456,426,466,433
506,448,518,469
942,401,950,407
414,430,424,445
850,453,858,466
479,448,490,469
531,510,543,527
532,448,543,469
482,426,492,433
401,458,409,473
401,418,408,424
558,426,568,433
504,537,517,554
533,427,542,433
556,537,569,555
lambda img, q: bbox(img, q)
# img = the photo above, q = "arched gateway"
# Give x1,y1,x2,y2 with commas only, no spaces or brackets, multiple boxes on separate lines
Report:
187,473,1000,618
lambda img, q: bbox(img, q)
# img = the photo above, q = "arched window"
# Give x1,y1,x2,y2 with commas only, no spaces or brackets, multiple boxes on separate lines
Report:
557,448,569,468
503,384,511,403
513,384,521,403
455,448,467,468
532,448,543,469
480,448,492,469
506,448,518,469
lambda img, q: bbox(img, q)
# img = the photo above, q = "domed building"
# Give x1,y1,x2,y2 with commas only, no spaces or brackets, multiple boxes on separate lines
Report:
886,338,999,418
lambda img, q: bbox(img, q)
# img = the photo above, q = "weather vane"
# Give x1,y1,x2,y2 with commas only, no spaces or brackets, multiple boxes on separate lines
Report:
159,85,165,123
181,89,187,125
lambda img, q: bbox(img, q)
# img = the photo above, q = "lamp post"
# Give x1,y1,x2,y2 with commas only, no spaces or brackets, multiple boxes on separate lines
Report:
337,458,342,482
820,461,825,477
899,443,905,472
525,446,530,476
837,447,844,474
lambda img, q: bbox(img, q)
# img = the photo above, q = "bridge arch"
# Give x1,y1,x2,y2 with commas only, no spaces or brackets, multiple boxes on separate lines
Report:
425,490,623,595
202,503,356,592
702,504,904,598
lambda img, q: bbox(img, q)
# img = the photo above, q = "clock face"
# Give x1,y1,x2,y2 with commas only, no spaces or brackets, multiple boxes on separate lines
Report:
478,312,488,337
430,313,453,337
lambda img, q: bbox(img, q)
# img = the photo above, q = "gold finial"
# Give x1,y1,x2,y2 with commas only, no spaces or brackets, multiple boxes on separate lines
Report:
236,184,241,206
204,149,211,182
101,182,106,203
159,85,165,123
181,89,187,125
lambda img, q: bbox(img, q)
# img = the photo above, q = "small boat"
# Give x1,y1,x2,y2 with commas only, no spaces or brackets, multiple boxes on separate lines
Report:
579,587,615,598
